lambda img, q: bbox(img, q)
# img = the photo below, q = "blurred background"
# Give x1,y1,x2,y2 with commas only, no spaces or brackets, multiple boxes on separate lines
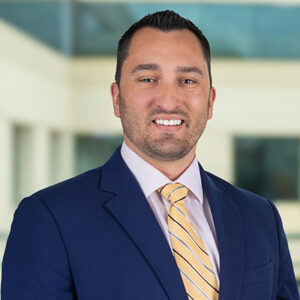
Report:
0,0,300,291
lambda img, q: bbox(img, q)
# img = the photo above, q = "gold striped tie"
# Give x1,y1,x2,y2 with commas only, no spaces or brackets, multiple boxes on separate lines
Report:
159,183,219,300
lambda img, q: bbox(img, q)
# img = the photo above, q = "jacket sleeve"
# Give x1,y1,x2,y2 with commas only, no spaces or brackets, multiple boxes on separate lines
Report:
269,201,300,300
1,196,76,300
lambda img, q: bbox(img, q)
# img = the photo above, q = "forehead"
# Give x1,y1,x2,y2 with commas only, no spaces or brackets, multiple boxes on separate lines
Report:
126,27,205,62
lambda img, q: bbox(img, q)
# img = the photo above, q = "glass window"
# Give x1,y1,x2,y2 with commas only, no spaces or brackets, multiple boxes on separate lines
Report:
234,137,299,201
1,2,300,58
75,134,123,175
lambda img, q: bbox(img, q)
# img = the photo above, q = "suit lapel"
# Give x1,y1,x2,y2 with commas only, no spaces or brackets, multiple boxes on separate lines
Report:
100,148,188,300
200,165,245,300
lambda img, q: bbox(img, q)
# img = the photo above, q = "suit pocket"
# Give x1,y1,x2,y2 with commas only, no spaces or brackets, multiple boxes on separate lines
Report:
241,260,273,300
244,259,273,286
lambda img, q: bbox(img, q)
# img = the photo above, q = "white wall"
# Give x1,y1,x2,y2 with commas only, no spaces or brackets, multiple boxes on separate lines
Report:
0,20,74,228
0,22,73,129
69,58,121,134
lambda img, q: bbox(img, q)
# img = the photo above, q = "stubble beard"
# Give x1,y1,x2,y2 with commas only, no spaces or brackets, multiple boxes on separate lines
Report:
119,95,209,162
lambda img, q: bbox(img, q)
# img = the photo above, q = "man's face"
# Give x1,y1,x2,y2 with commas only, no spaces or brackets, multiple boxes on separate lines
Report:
111,27,215,162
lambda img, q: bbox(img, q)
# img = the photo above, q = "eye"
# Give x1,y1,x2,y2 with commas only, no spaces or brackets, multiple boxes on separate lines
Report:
181,79,195,84
140,78,156,83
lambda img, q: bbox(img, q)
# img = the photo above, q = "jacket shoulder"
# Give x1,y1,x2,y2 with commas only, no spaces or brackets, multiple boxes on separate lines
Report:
30,167,103,207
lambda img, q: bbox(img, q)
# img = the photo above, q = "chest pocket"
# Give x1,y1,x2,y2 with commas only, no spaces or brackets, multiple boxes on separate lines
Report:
241,260,273,300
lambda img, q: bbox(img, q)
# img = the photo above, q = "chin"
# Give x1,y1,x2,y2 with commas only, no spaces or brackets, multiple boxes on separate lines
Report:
144,144,191,161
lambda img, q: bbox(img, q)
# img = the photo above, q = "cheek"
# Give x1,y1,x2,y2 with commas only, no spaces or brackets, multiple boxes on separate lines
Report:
125,89,155,111
186,93,209,112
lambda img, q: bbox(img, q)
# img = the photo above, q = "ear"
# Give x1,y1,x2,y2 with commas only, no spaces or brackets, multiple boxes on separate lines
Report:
207,86,216,120
110,82,121,118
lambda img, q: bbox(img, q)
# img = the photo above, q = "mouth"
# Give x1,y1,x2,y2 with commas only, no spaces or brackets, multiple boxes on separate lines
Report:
152,119,184,126
151,118,185,132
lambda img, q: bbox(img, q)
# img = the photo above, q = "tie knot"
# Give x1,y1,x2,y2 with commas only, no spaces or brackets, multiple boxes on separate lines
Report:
158,183,188,204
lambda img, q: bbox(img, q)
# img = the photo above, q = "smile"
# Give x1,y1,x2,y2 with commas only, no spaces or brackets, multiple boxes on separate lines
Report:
154,119,183,126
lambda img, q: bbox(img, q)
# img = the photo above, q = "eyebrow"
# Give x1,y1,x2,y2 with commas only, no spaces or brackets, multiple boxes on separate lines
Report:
131,63,161,74
130,64,203,76
176,66,203,76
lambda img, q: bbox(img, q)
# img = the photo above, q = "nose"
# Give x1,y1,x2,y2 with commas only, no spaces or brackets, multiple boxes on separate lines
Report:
155,81,181,111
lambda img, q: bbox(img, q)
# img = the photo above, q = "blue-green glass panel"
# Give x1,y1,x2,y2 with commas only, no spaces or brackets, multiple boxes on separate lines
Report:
1,2,300,58
0,1,61,50
74,134,123,175
234,137,299,201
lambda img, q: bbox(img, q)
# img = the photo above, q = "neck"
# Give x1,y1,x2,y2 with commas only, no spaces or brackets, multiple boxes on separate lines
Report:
124,140,196,181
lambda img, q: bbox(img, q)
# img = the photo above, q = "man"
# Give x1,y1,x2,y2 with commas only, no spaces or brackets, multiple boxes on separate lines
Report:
2,10,299,300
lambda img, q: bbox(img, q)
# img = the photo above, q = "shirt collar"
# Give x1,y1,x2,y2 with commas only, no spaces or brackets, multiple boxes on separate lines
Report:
176,157,203,203
120,142,203,203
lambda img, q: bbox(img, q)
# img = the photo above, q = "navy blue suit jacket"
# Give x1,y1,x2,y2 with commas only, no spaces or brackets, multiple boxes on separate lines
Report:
2,147,299,299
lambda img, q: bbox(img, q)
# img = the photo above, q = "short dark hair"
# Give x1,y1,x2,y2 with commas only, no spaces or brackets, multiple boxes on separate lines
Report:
115,10,212,86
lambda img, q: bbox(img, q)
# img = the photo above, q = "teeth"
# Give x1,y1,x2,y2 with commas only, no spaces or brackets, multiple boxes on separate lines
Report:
154,119,182,126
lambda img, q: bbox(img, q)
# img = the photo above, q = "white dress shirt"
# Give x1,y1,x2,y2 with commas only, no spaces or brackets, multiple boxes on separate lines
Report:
121,142,220,283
